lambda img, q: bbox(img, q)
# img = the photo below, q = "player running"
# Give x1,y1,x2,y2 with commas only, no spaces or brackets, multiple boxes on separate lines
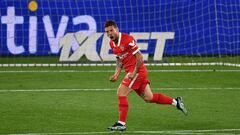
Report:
104,20,188,131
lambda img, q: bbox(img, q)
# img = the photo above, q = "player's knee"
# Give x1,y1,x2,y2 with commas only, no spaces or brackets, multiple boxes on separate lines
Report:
117,87,130,97
117,92,126,97
139,92,153,103
143,96,153,103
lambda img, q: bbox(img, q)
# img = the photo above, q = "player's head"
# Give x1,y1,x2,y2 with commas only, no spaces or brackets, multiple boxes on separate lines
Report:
104,20,119,42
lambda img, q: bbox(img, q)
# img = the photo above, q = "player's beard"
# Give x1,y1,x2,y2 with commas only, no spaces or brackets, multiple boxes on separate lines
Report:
110,35,114,40
110,36,116,43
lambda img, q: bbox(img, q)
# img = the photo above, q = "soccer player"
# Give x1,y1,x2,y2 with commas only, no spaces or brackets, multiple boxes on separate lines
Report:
105,20,188,131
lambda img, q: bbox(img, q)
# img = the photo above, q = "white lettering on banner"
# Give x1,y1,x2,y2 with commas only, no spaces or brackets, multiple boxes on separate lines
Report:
59,33,73,61
130,32,150,61
72,15,97,51
59,32,175,61
59,32,101,62
1,7,25,54
100,33,115,61
1,7,175,60
1,7,97,55
72,15,96,36
74,32,101,61
151,32,175,61
43,15,69,54
29,16,37,54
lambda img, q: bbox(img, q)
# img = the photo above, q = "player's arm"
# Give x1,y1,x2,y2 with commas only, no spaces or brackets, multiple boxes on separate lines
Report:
128,52,143,79
109,57,123,82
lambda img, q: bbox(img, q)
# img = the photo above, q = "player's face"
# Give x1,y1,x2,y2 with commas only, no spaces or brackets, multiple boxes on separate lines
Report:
105,26,119,41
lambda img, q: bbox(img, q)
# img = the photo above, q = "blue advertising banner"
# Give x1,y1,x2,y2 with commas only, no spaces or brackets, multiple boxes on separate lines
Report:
0,0,239,61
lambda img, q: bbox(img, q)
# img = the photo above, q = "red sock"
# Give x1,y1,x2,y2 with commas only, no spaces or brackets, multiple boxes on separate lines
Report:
151,93,173,104
118,96,128,123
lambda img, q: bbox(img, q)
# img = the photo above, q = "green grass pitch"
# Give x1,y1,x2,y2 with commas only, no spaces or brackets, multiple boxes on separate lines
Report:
0,66,240,134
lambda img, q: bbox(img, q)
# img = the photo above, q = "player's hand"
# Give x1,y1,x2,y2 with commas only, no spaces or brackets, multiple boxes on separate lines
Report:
109,75,118,82
127,72,137,80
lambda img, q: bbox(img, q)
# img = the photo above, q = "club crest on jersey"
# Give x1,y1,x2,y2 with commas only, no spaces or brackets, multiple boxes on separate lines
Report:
129,40,136,46
117,52,128,59
120,46,125,51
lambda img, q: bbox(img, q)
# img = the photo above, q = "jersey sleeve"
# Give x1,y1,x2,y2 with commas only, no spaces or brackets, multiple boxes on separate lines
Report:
128,36,140,55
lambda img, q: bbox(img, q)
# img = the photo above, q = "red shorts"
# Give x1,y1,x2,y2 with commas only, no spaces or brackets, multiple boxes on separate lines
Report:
121,72,150,96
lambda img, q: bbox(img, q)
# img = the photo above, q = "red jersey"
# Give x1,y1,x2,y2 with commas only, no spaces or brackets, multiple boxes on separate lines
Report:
109,33,147,74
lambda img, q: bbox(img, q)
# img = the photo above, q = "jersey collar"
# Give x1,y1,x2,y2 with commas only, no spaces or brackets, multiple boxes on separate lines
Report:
112,32,122,47
117,32,122,47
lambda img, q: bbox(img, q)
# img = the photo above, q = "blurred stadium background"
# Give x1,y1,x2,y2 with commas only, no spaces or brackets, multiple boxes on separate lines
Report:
0,0,239,66
0,0,240,134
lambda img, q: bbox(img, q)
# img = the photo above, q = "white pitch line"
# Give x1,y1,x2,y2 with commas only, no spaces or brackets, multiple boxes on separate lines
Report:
0,70,114,73
8,129,240,135
0,87,240,92
0,69,240,73
159,87,240,90
0,88,115,92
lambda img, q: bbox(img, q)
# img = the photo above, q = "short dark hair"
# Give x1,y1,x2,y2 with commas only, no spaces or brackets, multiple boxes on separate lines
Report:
104,20,118,28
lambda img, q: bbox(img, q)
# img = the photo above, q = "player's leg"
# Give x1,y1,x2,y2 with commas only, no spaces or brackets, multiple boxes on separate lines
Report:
140,84,175,104
108,84,132,131
117,84,132,125
139,84,188,115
